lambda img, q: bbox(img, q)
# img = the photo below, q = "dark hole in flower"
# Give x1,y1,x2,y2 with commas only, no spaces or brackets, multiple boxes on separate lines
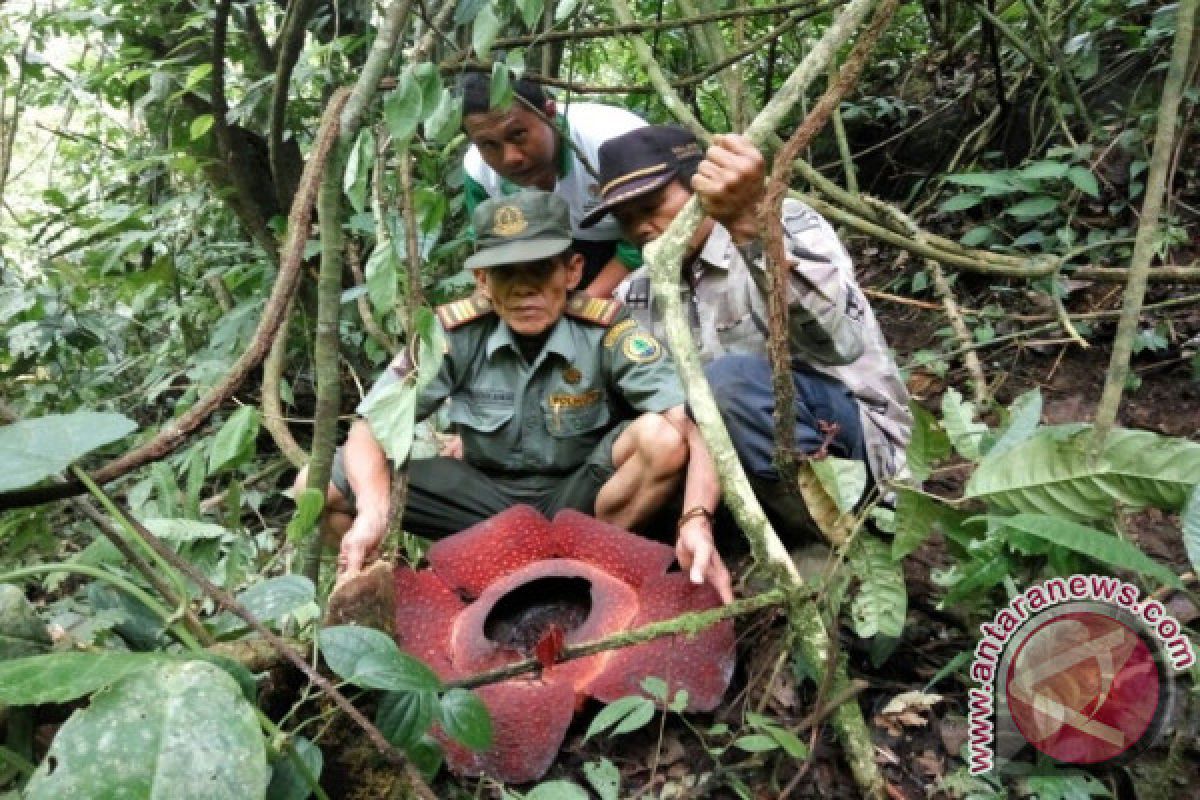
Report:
484,576,592,655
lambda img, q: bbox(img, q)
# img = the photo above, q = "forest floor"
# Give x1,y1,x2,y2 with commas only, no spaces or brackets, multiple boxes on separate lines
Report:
306,241,1200,799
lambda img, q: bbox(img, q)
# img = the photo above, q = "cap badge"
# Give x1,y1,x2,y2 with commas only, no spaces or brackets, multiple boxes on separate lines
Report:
562,366,582,384
493,205,528,236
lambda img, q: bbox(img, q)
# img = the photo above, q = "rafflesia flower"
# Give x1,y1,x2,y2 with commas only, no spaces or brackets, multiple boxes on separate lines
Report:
392,505,735,783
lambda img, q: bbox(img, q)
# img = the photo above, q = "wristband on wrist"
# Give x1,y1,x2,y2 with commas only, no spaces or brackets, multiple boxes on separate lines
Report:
677,506,714,531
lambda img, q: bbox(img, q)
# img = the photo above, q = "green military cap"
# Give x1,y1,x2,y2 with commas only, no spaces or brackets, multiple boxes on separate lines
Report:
464,190,573,270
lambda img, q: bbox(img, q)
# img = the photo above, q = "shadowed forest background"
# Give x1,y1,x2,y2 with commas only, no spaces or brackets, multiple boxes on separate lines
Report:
0,0,1198,797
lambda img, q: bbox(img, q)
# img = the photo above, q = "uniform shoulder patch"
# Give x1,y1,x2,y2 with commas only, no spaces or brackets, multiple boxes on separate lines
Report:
435,293,494,330
564,292,623,326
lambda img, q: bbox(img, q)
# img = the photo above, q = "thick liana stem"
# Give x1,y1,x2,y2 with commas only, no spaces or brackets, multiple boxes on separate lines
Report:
1092,0,1196,450
448,590,788,689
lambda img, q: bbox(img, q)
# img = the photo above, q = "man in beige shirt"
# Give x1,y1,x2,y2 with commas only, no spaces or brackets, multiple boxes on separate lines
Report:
582,126,912,569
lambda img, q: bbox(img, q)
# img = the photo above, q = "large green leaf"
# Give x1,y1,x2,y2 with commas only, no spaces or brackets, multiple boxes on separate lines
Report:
25,661,268,799
810,456,866,513
377,690,437,748
849,537,907,638
318,625,441,691
966,426,1200,521
983,388,1042,460
384,70,423,143
891,488,971,561
1184,485,1200,576
0,585,52,660
905,404,951,484
209,405,261,473
438,688,493,751
0,652,166,705
214,575,315,634
267,735,323,800
992,513,1183,589
472,3,502,58
0,411,137,491
940,388,987,461
360,377,418,464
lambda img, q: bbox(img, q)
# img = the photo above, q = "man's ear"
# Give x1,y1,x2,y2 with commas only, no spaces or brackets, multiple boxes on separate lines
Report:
542,98,557,119
473,269,492,299
563,253,584,291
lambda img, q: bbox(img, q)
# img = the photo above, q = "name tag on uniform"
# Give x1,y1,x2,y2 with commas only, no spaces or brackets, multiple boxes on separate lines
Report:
548,389,602,409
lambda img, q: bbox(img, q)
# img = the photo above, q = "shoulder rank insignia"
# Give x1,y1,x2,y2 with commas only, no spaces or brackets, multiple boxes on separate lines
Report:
435,293,494,330
564,292,623,326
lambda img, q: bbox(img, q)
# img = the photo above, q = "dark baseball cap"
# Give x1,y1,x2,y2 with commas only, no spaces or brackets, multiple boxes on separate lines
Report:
580,125,703,228
464,190,573,270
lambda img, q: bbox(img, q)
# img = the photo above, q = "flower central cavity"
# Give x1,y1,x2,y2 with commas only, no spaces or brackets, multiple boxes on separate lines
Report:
483,576,593,655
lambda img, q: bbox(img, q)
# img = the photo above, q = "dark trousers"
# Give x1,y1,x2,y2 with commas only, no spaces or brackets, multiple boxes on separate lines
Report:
704,354,866,541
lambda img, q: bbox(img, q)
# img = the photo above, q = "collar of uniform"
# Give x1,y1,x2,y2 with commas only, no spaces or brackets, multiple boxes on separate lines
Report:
485,314,574,361
496,113,573,196
694,221,735,272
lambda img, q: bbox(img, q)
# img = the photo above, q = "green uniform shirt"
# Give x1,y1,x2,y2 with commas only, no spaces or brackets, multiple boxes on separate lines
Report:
359,296,684,478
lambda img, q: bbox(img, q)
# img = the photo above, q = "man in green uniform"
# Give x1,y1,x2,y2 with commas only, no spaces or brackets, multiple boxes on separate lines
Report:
300,191,733,602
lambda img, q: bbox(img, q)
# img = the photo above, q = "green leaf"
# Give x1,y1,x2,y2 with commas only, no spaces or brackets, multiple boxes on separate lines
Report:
189,113,213,140
640,675,668,702
344,127,375,215
349,650,442,693
359,376,418,463
1067,166,1100,198
25,661,268,799
143,517,230,542
209,405,260,473
983,388,1042,460
384,71,423,142
519,0,544,28
733,733,779,753
941,554,1012,606
406,733,443,779
287,487,325,542
940,388,987,461
0,652,165,705
413,306,447,391
1004,195,1058,219
993,514,1183,588
584,695,655,741
849,537,907,639
364,237,399,313
318,625,441,691
582,758,620,800
0,411,137,491
906,404,951,484
377,690,437,748
525,782,589,800
233,575,315,626
1184,485,1200,577
965,426,1200,522
423,89,463,145
938,193,983,213
184,62,213,90
945,172,1019,192
0,585,52,661
1018,161,1070,180
891,488,970,561
959,225,995,247
267,735,323,800
412,63,443,113
489,61,513,109
472,3,502,58
439,688,493,751
554,0,584,23
810,456,867,513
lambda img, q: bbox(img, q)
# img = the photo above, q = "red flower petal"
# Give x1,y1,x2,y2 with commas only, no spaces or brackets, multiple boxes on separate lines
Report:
441,679,575,784
427,506,556,596
393,567,466,681
549,510,675,587
587,572,735,711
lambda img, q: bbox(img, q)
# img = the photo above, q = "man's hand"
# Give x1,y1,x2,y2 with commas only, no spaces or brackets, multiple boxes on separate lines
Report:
337,510,387,579
690,134,766,245
676,518,734,605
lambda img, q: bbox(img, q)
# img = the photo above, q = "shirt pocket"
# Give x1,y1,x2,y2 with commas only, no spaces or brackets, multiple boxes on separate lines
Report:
543,391,612,438
447,396,513,434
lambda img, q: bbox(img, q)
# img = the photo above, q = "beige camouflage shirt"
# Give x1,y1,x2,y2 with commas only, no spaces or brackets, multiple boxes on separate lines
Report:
615,198,912,483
